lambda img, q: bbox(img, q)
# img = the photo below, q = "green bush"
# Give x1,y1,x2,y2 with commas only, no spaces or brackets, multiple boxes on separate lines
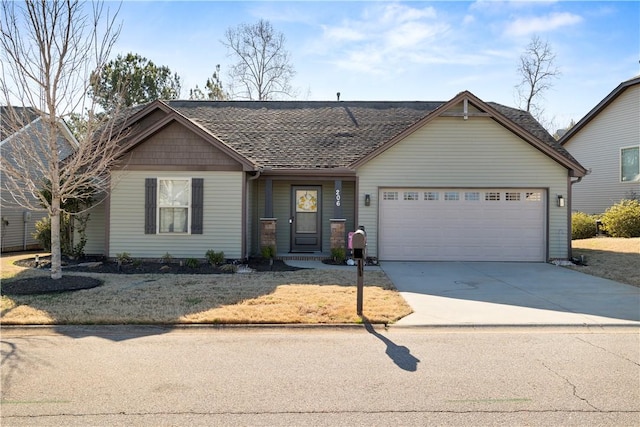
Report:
185,258,199,268
33,217,51,251
115,252,132,264
571,212,598,240
331,247,346,264
205,249,225,265
601,199,640,238
261,245,276,259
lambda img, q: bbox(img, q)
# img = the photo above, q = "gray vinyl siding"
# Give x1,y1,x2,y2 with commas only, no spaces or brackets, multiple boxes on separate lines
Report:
564,85,640,214
1,118,75,252
109,170,243,259
0,206,44,252
357,116,570,260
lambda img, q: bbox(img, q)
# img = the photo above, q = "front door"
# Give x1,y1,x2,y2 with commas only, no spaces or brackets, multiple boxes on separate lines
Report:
290,186,322,252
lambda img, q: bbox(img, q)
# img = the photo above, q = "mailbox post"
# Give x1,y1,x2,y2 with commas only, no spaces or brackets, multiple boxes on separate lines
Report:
351,228,367,316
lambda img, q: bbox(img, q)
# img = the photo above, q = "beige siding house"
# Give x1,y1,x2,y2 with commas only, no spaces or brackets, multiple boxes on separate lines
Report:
84,92,586,262
560,76,640,214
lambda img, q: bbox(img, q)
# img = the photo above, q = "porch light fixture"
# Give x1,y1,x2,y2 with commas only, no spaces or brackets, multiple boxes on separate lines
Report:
557,194,565,207
364,194,371,206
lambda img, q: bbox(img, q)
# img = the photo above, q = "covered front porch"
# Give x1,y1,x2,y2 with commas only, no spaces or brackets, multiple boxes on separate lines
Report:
248,172,357,259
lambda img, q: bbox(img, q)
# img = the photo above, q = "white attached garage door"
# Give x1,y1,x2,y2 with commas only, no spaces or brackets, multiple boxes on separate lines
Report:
379,189,546,261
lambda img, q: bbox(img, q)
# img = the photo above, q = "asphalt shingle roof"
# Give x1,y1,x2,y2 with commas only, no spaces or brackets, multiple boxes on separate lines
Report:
136,99,579,170
168,101,444,169
0,106,39,141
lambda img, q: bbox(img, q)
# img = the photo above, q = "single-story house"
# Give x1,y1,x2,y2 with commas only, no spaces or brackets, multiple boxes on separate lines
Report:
82,90,586,262
1,107,78,252
559,75,640,214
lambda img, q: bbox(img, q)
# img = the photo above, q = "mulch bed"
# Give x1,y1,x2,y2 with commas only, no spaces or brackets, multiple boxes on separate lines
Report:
13,255,302,274
3,255,304,296
2,275,103,296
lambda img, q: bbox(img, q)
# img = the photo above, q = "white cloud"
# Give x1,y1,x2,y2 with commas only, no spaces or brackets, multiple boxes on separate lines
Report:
378,3,437,24
504,12,583,36
321,25,365,43
317,3,452,74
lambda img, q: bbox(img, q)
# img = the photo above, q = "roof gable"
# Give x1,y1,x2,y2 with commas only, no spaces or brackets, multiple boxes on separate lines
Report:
351,91,586,176
120,100,255,171
559,75,640,145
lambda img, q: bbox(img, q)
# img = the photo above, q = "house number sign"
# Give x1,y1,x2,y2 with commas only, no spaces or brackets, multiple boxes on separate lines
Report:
335,189,341,207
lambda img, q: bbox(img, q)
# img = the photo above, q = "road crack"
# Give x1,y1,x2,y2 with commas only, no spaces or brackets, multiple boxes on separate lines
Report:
540,361,601,411
575,336,640,367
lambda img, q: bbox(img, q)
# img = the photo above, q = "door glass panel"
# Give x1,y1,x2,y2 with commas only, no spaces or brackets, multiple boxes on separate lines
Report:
296,212,316,233
296,190,318,212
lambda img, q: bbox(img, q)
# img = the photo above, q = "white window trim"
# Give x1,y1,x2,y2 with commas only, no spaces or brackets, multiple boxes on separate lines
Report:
157,177,192,234
620,145,640,183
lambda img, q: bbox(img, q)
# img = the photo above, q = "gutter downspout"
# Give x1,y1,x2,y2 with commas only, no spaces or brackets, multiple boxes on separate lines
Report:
568,176,584,259
246,168,263,259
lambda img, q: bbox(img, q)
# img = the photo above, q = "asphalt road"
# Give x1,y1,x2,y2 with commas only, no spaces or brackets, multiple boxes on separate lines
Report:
2,325,639,426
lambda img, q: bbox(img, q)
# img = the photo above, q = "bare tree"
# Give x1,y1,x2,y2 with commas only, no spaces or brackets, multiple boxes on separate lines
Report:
1,0,127,279
515,35,560,119
222,19,296,100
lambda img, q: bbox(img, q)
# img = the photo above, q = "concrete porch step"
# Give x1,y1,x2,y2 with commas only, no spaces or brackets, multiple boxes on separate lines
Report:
276,252,329,261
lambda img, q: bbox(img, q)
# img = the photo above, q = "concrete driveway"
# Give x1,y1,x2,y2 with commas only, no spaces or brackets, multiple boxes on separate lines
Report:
381,262,640,326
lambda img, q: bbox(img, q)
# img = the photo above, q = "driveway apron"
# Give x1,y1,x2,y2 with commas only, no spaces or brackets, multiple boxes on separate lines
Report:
381,262,640,326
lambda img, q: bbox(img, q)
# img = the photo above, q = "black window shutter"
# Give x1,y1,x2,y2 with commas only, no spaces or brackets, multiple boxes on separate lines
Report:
191,178,204,234
145,178,157,234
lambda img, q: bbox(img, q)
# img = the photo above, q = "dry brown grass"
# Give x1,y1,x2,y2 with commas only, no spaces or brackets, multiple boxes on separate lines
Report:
1,253,412,325
568,237,640,287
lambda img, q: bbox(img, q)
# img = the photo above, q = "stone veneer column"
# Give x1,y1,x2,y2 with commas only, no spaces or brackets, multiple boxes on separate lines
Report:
330,219,346,251
259,218,277,252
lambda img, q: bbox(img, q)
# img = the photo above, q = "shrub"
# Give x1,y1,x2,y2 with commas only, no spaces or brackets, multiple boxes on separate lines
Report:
601,199,640,238
115,252,132,264
331,247,346,264
161,252,173,263
33,217,51,251
185,257,199,268
572,212,598,240
205,249,225,265
261,245,276,259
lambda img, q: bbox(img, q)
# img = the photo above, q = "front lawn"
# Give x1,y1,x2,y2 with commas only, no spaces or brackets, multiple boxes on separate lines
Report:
0,253,412,325
568,237,640,287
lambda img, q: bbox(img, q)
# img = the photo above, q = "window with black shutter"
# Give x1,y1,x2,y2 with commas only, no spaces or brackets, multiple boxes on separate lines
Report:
144,177,203,234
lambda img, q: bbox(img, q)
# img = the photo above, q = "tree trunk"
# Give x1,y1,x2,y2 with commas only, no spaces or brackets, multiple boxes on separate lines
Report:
50,197,62,280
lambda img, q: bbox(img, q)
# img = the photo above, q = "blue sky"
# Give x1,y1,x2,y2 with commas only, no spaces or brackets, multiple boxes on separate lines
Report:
112,1,639,130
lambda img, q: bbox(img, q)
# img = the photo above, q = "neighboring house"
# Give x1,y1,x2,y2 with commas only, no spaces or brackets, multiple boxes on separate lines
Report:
83,91,586,262
560,76,640,214
0,106,78,252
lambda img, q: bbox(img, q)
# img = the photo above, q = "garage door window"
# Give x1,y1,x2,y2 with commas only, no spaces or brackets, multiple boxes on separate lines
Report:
465,192,480,201
404,191,419,201
506,192,521,201
485,192,500,201
383,191,398,200
526,192,541,202
444,191,459,201
424,191,439,201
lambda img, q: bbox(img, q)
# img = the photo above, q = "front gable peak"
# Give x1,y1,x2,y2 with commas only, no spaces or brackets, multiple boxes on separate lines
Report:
350,90,586,177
